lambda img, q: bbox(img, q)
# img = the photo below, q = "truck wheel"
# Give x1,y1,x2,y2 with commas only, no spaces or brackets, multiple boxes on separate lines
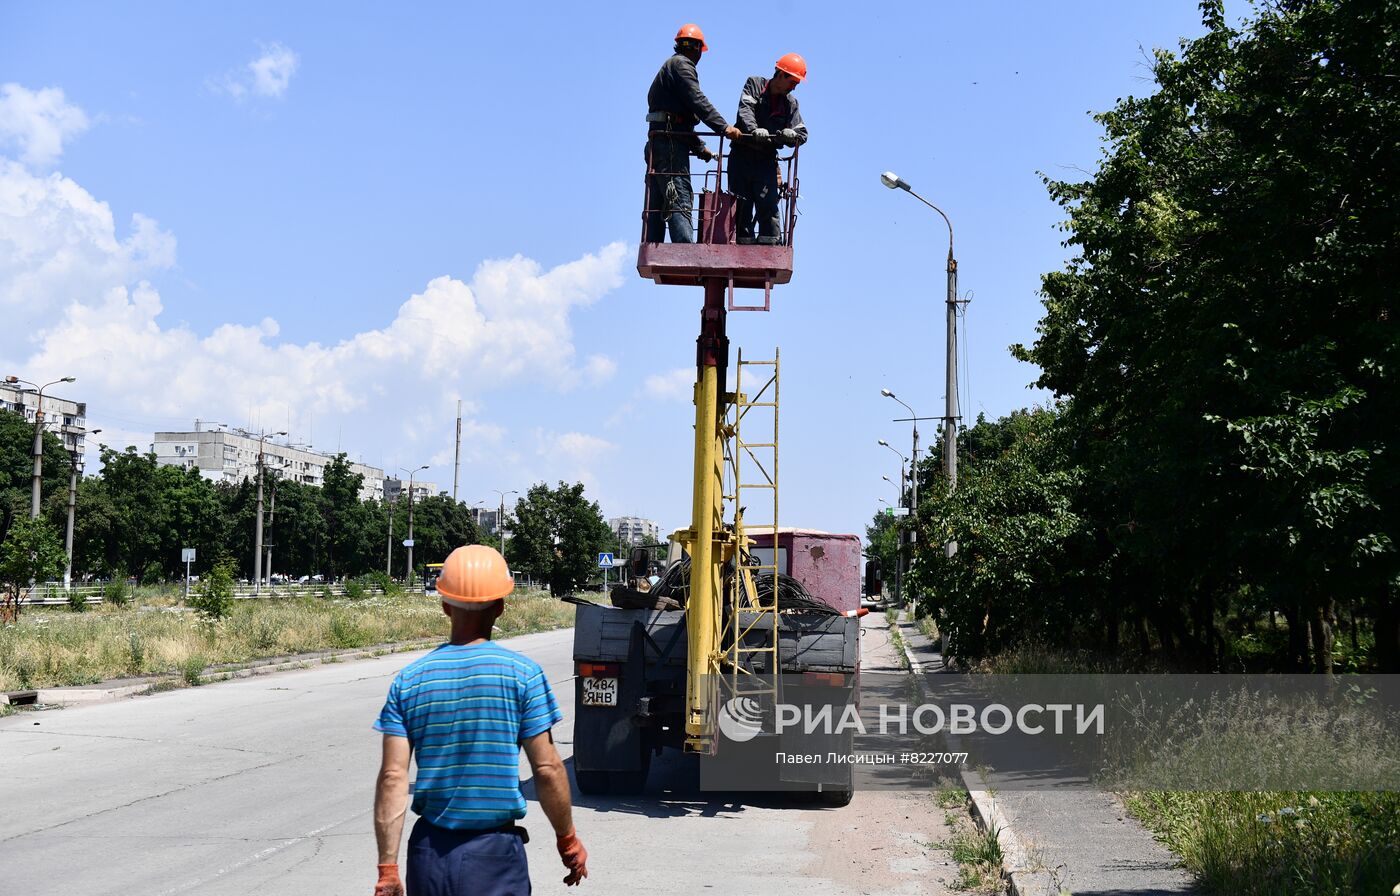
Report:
817,787,854,807
575,770,612,795
608,746,652,795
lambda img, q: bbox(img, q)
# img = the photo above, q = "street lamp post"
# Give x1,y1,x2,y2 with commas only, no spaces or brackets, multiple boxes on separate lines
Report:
253,429,287,595
880,171,960,492
5,375,77,519
63,428,99,589
402,465,428,585
877,439,908,505
883,389,931,612
492,489,518,559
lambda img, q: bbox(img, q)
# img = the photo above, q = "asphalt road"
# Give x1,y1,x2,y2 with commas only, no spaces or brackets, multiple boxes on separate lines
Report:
1,615,958,895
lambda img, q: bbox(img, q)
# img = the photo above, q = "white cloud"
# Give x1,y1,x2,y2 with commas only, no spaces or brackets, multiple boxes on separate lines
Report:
0,136,629,487
642,367,695,402
217,43,300,100
0,160,176,355
546,431,615,464
0,84,90,168
582,355,617,385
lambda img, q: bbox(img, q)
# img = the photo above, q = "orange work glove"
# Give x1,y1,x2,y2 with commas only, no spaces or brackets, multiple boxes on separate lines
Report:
374,863,404,896
556,829,589,886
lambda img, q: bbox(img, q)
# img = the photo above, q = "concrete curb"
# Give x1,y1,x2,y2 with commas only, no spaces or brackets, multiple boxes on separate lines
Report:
14,639,441,708
887,616,1051,896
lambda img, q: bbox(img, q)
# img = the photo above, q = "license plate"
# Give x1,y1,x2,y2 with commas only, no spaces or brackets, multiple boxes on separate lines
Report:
581,677,618,707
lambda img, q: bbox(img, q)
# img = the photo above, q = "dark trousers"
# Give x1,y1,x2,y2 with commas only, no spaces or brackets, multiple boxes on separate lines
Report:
645,139,695,243
729,150,781,243
406,817,531,896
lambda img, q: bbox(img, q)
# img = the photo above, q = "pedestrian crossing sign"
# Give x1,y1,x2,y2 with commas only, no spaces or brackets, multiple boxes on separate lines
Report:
598,552,614,568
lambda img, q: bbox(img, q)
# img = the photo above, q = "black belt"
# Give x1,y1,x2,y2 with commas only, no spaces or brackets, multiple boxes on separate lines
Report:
431,820,529,843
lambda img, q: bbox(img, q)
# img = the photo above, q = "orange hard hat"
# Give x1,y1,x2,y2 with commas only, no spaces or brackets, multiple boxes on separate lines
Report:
675,23,708,52
436,544,514,606
775,52,807,82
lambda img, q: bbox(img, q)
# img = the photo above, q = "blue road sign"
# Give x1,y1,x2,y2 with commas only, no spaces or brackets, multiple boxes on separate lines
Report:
597,552,614,568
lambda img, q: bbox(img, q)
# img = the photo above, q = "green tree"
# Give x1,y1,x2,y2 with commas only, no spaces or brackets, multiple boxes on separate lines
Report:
910,408,1088,659
1012,0,1398,670
506,481,613,595
0,410,72,520
320,454,374,579
401,494,481,578
0,515,66,622
188,557,235,621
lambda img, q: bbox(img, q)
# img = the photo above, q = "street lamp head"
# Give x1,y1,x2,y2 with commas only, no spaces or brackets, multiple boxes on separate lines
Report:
881,388,895,398
61,376,76,383
883,475,893,484
877,438,889,447
3,375,16,384
880,171,910,191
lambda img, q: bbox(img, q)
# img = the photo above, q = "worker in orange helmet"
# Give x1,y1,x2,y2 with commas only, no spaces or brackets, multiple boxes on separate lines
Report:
371,544,588,895
645,23,743,243
731,53,809,245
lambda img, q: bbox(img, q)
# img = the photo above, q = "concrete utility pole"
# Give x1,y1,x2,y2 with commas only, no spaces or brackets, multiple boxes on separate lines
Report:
453,399,462,502
6,375,76,519
386,500,395,579
63,428,99,589
401,465,428,585
264,478,278,586
253,429,287,595
492,488,518,559
877,438,907,604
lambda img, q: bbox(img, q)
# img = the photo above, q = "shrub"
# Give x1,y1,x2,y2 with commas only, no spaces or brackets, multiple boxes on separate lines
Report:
66,590,88,613
361,570,397,595
344,578,367,600
126,631,144,674
104,580,130,607
181,654,205,686
188,560,235,621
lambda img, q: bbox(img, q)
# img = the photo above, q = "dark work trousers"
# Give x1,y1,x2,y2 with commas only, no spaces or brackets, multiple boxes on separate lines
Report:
729,150,781,243
644,138,695,243
405,817,531,896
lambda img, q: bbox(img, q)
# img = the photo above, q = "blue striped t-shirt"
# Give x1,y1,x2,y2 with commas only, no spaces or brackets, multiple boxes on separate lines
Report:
374,641,562,831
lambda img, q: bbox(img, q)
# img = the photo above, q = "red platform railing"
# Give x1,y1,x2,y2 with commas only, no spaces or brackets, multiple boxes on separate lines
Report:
638,130,800,300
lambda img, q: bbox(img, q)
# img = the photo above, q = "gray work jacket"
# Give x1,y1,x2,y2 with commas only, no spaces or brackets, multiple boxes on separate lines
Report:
646,53,729,152
733,76,808,159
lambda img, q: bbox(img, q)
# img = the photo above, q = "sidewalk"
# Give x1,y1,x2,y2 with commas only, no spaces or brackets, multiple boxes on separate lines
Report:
890,614,1197,896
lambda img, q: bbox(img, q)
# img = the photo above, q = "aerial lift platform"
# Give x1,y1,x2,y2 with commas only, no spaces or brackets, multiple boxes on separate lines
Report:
570,131,861,800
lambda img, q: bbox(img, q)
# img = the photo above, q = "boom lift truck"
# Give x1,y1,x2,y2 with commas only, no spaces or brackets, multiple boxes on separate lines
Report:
570,129,864,803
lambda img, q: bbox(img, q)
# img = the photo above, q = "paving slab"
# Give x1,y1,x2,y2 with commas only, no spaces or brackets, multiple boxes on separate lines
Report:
889,613,1197,896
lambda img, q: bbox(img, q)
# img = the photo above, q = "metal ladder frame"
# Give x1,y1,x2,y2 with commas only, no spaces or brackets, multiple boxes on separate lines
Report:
720,347,780,708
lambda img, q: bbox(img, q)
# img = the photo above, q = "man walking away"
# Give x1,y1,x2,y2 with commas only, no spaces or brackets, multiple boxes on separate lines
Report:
731,53,808,245
645,23,743,243
372,544,588,895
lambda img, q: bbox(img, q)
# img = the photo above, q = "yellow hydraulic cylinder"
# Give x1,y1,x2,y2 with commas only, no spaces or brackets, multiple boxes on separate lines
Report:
684,280,730,752
686,362,720,747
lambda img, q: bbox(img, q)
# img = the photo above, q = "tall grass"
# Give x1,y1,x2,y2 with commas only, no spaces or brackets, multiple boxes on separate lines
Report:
978,643,1400,894
1127,791,1400,896
0,589,573,691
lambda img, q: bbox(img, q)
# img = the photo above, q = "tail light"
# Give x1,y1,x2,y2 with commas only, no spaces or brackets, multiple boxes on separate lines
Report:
802,672,848,687
577,662,620,678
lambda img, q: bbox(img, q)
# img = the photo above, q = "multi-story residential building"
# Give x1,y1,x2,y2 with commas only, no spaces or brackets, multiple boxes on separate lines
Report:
384,477,438,504
152,426,385,502
0,383,92,464
475,508,502,536
609,516,660,547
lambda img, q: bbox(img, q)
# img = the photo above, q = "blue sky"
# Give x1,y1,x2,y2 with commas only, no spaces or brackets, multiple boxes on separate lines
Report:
1,2,1246,543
